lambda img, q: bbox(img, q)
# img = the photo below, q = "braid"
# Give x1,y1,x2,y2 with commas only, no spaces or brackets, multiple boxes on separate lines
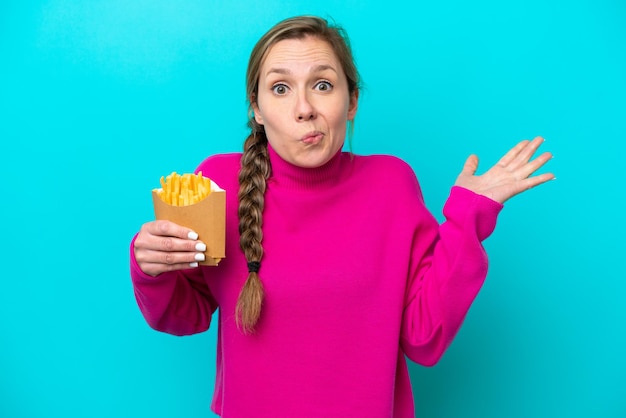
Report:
236,128,270,334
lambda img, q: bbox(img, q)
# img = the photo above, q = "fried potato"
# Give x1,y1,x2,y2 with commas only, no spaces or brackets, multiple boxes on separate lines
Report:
155,172,212,206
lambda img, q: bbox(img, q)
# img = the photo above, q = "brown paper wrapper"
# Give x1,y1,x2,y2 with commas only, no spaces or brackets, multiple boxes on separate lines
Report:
152,186,225,266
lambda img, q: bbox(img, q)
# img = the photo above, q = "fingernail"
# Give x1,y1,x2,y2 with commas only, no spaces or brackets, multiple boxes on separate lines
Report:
194,253,205,261
195,242,206,252
188,231,199,240
189,262,199,268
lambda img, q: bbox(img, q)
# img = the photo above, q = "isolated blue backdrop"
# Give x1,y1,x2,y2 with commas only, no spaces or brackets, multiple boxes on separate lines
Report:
1,1,624,417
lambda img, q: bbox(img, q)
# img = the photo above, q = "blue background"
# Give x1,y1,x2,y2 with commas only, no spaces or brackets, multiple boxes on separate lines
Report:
1,1,625,417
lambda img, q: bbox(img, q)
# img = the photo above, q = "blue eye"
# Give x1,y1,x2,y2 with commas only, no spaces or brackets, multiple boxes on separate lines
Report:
315,80,333,91
272,84,288,95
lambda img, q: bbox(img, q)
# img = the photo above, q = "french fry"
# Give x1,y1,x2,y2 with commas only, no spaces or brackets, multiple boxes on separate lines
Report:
154,172,213,206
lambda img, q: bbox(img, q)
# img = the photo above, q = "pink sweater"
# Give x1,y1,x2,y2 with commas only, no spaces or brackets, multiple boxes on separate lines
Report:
130,145,503,417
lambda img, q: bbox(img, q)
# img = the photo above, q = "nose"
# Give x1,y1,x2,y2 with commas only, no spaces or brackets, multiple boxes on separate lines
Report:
295,91,316,121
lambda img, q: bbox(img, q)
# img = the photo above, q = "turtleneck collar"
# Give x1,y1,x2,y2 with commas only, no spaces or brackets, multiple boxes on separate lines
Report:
267,143,349,191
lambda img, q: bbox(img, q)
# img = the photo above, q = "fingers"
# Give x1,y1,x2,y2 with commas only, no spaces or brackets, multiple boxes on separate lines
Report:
135,248,206,276
508,136,553,182
496,139,530,167
461,154,479,176
146,220,198,240
464,136,554,203
134,220,206,277
497,136,545,169
136,232,205,253
502,143,554,200
517,172,556,193
509,136,545,170
136,220,199,251
137,248,206,265
517,150,553,180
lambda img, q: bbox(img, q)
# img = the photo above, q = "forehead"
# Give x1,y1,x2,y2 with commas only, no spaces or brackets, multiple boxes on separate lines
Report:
261,36,341,72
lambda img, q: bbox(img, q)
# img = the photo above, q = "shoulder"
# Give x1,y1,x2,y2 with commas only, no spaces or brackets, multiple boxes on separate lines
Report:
351,154,423,199
196,153,242,173
195,153,242,190
352,153,414,176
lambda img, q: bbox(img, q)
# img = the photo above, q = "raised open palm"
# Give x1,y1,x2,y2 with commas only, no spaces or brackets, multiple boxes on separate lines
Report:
455,136,554,204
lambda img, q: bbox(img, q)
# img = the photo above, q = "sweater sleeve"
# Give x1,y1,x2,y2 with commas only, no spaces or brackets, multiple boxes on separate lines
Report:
400,185,503,366
130,236,218,336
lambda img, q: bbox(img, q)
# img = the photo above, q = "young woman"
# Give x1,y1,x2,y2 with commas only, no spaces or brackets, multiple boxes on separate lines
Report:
130,15,554,418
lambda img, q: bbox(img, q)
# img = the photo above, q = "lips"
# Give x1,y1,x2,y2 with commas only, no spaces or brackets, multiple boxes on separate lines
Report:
301,131,324,145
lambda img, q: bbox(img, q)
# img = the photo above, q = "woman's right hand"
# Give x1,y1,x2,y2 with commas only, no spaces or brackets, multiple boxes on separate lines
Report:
133,220,207,277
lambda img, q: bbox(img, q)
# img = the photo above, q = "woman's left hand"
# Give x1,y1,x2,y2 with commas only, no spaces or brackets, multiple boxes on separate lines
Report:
454,136,554,204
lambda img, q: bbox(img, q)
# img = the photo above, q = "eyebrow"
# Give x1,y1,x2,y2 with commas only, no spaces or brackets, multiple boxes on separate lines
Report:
265,64,338,77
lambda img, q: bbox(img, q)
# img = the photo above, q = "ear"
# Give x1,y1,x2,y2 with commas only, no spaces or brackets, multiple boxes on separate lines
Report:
251,98,264,125
347,89,359,121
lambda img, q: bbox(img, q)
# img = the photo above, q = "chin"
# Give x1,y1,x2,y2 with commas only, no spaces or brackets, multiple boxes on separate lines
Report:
296,154,332,168
291,159,322,169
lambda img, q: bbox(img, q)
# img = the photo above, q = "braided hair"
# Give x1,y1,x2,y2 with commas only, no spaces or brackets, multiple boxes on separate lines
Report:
236,123,270,334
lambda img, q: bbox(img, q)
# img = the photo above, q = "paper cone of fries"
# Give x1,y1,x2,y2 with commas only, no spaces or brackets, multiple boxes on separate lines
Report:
152,173,225,266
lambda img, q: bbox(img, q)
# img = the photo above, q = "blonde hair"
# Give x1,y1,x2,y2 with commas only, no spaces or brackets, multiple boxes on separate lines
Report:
236,15,361,334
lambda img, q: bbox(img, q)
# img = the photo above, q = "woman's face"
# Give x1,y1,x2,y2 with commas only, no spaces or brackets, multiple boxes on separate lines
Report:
252,36,358,168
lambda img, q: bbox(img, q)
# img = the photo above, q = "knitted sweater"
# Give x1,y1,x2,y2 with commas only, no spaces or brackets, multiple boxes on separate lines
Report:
130,145,503,417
